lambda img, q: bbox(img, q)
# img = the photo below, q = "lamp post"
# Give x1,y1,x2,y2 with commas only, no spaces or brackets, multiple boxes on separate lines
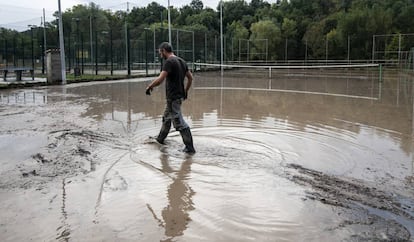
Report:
168,0,171,44
220,0,223,75
58,0,66,84
28,25,36,80
127,26,131,76
125,3,130,73
110,29,113,75
42,8,47,74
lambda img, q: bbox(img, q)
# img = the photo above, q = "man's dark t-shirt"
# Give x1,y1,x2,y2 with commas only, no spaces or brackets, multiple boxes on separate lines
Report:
163,56,188,100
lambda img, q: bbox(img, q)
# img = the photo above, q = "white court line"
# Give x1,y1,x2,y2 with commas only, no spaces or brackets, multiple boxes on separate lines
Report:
194,87,379,100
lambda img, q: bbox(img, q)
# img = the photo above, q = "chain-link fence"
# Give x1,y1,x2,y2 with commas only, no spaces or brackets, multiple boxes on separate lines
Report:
2,25,414,77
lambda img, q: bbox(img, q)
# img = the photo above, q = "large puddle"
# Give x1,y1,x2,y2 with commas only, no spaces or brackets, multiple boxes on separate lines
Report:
0,69,413,241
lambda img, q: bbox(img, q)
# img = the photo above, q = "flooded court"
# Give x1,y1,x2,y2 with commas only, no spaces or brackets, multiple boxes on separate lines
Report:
0,68,413,241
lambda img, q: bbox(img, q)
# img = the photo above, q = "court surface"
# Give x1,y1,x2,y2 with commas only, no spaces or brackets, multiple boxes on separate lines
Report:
0,68,413,241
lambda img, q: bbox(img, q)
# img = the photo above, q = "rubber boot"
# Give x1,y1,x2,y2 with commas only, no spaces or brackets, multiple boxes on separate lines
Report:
179,128,196,154
156,118,171,144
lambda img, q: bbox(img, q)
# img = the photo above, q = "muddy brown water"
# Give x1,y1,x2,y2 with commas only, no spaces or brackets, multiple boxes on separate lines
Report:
0,69,413,241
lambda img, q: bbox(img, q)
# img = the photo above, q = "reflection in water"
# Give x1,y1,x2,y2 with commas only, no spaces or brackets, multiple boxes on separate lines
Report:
142,153,195,241
160,155,194,240
0,90,47,105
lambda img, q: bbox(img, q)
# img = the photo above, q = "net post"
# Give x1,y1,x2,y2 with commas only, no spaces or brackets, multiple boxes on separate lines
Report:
269,67,271,79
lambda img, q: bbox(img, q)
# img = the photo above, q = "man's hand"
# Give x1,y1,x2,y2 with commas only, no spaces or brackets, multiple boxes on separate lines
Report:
145,87,152,95
183,91,188,100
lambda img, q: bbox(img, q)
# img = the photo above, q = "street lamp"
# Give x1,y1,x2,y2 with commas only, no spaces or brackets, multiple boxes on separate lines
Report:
168,0,171,44
28,25,36,80
220,0,223,75
42,8,47,74
58,0,66,84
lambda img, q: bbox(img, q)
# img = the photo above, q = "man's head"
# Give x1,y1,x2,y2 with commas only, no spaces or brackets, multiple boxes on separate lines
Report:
158,42,173,59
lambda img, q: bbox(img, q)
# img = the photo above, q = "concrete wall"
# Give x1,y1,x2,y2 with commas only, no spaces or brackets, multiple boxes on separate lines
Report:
46,49,62,84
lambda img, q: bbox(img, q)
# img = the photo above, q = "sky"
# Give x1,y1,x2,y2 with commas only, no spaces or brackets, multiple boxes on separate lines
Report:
0,0,221,31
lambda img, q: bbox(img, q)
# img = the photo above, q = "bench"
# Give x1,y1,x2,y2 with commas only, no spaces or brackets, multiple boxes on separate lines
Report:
0,67,34,81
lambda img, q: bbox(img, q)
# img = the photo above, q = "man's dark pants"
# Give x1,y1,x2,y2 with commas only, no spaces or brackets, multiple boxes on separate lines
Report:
157,99,195,153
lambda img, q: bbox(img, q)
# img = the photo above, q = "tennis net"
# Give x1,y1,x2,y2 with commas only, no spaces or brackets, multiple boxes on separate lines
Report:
193,63,381,80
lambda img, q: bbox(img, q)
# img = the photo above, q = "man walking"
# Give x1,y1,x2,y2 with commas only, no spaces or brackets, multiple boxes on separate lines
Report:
146,42,196,154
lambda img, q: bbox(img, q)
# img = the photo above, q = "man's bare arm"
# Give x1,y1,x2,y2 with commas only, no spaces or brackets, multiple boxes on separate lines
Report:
185,70,193,93
147,71,168,91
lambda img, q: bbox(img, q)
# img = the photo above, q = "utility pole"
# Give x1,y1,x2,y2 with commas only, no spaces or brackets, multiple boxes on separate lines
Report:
125,2,129,72
42,9,47,74
168,0,171,44
220,0,223,75
58,0,66,84
29,25,35,80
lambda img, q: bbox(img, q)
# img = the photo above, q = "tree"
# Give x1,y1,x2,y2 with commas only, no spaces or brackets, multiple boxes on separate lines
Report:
250,0,271,12
326,28,344,59
228,21,249,40
177,5,195,26
385,34,403,60
221,0,253,30
185,8,218,31
3,0,414,64
227,21,249,60
303,21,325,59
282,18,297,39
282,18,298,59
190,0,204,13
395,5,414,33
250,20,281,60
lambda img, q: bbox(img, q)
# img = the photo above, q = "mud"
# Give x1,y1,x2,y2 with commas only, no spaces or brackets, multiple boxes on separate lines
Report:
0,70,414,241
287,163,412,240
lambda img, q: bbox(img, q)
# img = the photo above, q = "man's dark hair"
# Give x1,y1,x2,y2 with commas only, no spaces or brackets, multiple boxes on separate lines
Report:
159,42,173,53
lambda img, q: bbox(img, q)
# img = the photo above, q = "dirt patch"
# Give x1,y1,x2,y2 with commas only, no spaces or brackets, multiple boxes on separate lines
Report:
15,129,127,189
286,163,412,241
0,91,130,191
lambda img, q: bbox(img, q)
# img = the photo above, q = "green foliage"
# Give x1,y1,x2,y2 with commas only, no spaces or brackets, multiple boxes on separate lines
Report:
303,21,326,59
221,0,254,30
228,21,249,40
2,0,414,62
185,9,218,31
250,20,281,60
282,18,297,38
190,0,204,13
